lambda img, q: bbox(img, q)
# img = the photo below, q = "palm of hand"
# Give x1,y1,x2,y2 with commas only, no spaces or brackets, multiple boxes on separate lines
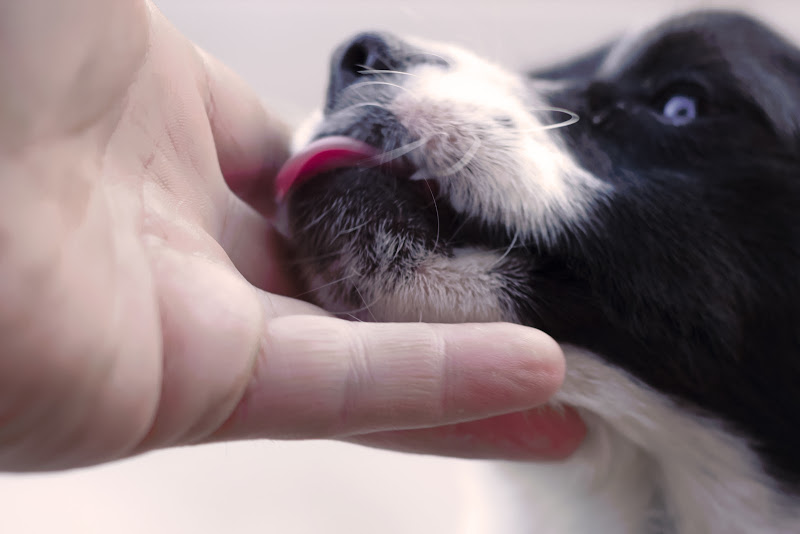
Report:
0,4,303,468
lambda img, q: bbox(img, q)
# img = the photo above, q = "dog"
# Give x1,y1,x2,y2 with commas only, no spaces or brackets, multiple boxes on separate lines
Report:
274,10,800,533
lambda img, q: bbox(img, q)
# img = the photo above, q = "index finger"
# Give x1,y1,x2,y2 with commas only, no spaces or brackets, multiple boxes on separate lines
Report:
210,316,566,440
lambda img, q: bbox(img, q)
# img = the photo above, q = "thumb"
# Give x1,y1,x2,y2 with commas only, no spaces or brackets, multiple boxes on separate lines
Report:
197,47,291,218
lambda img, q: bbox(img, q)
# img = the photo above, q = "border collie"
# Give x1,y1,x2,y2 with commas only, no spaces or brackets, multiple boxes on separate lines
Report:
274,10,800,533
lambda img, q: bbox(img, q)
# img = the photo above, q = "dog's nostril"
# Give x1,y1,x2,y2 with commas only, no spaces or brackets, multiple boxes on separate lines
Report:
340,35,392,74
327,33,397,110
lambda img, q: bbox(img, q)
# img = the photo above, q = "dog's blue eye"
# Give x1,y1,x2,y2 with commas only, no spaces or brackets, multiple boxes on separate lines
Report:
662,95,698,125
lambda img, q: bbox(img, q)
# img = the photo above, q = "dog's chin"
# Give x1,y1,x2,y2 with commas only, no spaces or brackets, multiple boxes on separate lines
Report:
288,167,440,253
287,164,519,318
286,166,427,313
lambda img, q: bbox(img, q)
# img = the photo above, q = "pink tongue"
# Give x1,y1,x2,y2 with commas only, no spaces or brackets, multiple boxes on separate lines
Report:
275,136,380,200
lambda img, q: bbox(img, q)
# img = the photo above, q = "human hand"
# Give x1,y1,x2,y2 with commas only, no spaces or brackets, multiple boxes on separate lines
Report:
0,0,584,471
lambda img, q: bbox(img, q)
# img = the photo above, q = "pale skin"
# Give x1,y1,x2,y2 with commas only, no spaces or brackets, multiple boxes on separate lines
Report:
0,0,585,471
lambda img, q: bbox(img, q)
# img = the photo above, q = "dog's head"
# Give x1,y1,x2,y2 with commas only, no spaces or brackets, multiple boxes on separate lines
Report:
276,10,800,530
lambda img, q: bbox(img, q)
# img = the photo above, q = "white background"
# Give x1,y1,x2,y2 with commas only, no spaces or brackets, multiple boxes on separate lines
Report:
1,1,795,533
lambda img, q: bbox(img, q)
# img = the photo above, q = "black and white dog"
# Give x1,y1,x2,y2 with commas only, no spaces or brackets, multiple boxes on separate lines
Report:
275,10,800,533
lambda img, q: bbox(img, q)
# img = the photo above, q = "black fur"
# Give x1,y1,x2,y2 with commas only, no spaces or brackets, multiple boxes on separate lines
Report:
533,12,800,489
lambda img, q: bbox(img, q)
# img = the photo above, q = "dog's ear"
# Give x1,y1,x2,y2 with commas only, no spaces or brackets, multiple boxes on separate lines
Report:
728,23,800,142
527,40,616,81
689,11,800,143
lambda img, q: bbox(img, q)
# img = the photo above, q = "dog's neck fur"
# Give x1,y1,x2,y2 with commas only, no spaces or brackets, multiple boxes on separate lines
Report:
457,348,799,534
555,348,797,533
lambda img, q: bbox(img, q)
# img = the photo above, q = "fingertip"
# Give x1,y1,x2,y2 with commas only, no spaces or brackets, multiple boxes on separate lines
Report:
434,322,566,413
507,324,566,400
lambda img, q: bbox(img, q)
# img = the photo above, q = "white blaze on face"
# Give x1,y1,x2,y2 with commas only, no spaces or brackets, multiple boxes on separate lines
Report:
292,37,608,246
390,37,607,244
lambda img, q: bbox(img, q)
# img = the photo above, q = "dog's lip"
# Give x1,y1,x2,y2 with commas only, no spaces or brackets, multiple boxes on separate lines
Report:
275,136,381,201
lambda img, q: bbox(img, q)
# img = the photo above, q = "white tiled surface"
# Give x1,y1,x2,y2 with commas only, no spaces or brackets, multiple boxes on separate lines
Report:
1,2,796,533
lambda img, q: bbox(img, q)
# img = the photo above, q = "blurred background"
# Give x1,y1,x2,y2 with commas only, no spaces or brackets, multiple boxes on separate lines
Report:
0,1,795,533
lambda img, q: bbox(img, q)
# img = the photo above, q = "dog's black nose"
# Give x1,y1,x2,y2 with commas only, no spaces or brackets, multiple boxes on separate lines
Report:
326,32,398,110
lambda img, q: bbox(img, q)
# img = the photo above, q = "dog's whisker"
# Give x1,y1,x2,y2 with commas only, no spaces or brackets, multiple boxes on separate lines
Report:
403,51,451,67
292,273,358,299
352,282,379,322
443,214,474,246
492,229,521,268
522,107,581,131
356,65,418,77
345,80,411,94
299,205,338,233
424,179,441,251
366,136,431,166
489,242,527,255
367,130,465,168
337,220,373,235
429,136,482,177
330,287,386,319
336,101,392,114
